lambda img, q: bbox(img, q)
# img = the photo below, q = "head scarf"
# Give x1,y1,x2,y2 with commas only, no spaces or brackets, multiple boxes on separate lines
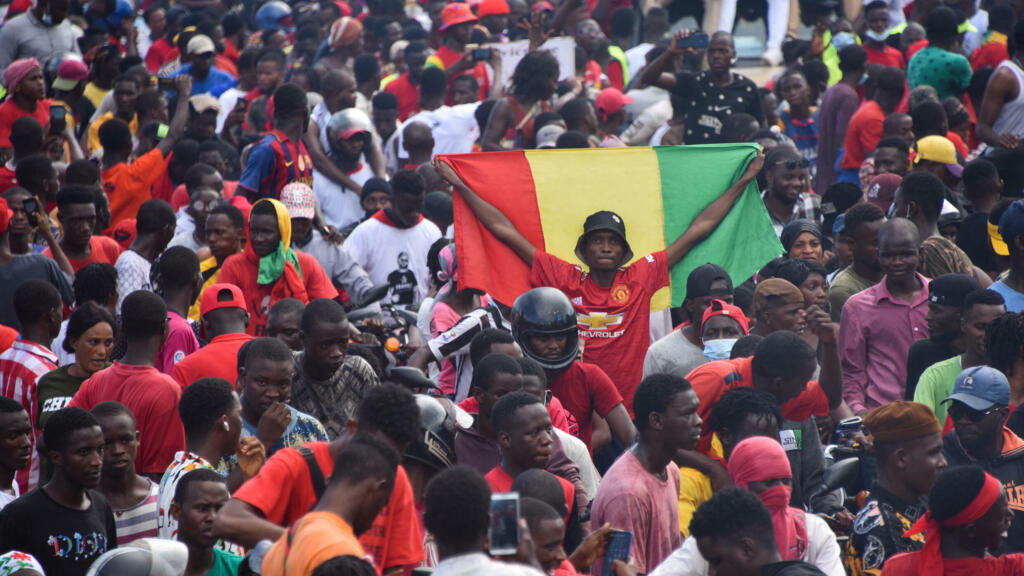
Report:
3,58,39,93
780,219,823,256
435,243,458,300
328,16,363,49
248,198,307,304
0,551,44,575
904,472,1002,576
728,436,808,562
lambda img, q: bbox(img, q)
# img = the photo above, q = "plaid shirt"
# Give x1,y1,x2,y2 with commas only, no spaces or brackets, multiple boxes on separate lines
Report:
290,354,380,440
0,340,58,493
762,190,823,237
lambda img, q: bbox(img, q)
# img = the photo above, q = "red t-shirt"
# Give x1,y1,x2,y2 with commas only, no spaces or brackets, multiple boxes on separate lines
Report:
458,395,574,436
0,165,16,193
233,441,425,572
547,361,623,451
171,332,253,390
101,148,168,233
0,326,17,355
44,235,122,272
865,44,906,69
906,39,929,61
840,100,886,170
427,45,491,105
69,361,185,474
383,73,420,122
485,466,574,525
531,250,670,416
145,38,178,72
684,356,829,455
881,551,1024,576
0,98,53,148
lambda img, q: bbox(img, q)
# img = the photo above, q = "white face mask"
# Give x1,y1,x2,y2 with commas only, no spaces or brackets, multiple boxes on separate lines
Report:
832,32,856,51
703,338,739,361
865,29,889,42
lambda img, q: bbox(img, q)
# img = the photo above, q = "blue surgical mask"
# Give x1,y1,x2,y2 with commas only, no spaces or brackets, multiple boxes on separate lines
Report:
865,29,889,42
703,338,738,361
40,12,53,25
831,32,856,51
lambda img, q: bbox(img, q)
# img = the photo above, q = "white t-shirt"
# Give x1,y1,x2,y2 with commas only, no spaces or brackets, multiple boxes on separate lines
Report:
397,104,480,160
344,215,441,306
217,87,246,133
312,159,375,230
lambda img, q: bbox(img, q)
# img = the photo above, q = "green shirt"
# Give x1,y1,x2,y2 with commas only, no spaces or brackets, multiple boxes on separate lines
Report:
36,364,91,484
913,355,962,424
907,46,973,100
206,547,243,576
827,267,878,322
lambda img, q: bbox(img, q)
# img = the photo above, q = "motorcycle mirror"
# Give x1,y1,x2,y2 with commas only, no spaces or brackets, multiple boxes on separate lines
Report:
823,457,859,493
359,283,392,307
387,366,444,395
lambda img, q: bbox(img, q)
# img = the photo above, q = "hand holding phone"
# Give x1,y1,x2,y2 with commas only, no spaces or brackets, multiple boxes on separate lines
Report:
676,32,709,50
22,197,38,228
601,530,633,576
473,47,493,62
49,105,67,136
489,492,520,556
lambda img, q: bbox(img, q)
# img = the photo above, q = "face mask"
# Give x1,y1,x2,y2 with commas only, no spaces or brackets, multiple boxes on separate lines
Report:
40,13,53,25
859,72,869,85
865,29,889,42
703,338,738,361
831,32,856,51
758,484,793,512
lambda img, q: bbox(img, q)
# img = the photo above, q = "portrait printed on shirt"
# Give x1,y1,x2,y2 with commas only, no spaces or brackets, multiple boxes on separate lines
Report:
387,252,418,305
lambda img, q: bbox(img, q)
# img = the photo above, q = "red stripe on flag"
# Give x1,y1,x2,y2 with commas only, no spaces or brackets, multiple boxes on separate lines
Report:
445,151,544,306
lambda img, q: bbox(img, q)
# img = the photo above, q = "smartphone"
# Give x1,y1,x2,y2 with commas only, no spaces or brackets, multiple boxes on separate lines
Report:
677,32,710,50
22,197,38,228
235,97,248,110
157,77,177,91
473,47,493,61
602,530,633,576
489,492,520,556
49,105,66,136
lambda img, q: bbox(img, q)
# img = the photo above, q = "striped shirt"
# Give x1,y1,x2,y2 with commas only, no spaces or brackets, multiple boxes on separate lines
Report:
157,451,212,540
114,479,160,545
0,339,58,493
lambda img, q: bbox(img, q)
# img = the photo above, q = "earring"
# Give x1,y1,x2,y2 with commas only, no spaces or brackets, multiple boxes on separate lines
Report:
223,421,230,431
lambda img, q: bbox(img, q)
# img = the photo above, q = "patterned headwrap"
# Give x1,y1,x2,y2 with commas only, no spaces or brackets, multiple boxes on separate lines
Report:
435,244,458,300
0,551,44,575
2,58,40,93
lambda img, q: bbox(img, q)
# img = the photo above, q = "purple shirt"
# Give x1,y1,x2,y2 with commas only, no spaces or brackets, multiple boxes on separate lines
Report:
815,82,860,192
591,450,681,574
156,311,199,375
839,273,930,412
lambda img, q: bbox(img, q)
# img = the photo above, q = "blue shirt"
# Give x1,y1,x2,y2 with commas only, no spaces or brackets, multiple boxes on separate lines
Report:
170,63,236,97
990,280,1024,312
217,405,328,474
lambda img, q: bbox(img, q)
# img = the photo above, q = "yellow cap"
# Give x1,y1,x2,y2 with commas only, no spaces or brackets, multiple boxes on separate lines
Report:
989,221,1009,256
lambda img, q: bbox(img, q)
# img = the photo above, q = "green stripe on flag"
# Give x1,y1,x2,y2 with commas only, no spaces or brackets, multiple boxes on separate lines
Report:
654,143,783,306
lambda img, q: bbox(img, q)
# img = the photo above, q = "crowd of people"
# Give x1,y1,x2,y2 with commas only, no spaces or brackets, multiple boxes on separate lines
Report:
0,0,1023,573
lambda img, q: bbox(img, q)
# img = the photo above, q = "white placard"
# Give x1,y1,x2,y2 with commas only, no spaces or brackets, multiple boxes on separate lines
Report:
487,36,576,85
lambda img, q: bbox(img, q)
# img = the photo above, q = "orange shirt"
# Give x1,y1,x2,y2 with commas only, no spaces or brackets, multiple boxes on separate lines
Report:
100,148,167,233
44,235,122,272
261,511,367,576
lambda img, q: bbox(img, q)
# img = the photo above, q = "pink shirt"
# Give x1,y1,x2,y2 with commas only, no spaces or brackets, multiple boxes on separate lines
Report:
590,450,681,573
839,273,930,412
156,311,199,375
430,301,463,396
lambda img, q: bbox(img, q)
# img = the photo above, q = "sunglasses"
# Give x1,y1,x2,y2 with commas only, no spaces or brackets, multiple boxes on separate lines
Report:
949,401,1002,422
770,158,810,171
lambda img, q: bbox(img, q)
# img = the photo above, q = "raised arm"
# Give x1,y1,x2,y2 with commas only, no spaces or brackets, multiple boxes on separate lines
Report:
156,75,193,156
434,157,537,265
808,305,843,410
639,31,690,90
665,149,764,268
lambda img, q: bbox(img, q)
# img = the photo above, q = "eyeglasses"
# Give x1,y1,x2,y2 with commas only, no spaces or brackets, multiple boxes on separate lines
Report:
949,401,1002,422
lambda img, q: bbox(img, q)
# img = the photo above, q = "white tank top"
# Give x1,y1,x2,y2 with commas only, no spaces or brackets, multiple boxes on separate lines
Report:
992,60,1024,138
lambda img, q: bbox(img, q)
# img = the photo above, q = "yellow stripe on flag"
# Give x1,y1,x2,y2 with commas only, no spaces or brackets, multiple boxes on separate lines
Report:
525,147,672,309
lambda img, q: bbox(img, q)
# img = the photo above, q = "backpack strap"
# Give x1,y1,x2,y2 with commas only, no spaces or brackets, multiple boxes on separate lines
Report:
299,446,326,501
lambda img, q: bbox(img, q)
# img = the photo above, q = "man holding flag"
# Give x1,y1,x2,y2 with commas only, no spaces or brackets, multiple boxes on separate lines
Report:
434,149,765,416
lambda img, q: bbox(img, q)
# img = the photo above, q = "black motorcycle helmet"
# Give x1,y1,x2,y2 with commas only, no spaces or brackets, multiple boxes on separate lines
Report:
511,287,579,372
404,395,458,470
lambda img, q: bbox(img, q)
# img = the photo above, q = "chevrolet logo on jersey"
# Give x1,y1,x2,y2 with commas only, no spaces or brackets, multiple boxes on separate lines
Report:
577,312,624,330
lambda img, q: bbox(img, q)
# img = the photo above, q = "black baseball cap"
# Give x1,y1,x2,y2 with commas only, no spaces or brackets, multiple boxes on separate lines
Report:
575,210,633,263
928,273,981,308
686,263,734,301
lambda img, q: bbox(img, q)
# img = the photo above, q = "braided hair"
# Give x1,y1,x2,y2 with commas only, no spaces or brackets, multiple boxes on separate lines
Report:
985,312,1024,377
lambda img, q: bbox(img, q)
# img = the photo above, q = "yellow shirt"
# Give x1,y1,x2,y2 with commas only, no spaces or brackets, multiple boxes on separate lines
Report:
678,433,723,536
87,111,138,155
262,512,366,576
188,256,224,322
83,83,109,110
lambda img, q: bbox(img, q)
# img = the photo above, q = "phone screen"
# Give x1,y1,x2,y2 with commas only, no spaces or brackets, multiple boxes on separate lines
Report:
602,530,633,576
489,493,520,556
22,198,38,228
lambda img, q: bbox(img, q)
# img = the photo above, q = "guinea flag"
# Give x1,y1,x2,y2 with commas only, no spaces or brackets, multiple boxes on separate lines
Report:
443,143,784,309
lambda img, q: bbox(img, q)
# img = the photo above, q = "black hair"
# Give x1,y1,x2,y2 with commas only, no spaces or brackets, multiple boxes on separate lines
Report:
353,54,381,84
469,329,515,368
391,169,426,196
122,290,168,340
838,44,868,73
609,6,634,37
91,400,135,427
404,41,427,61
14,155,53,194
517,356,547,385
240,337,293,372
170,140,201,172
135,199,176,235
875,136,911,156
706,387,782,434
471,352,523,392
925,6,960,45
803,61,828,89
513,51,559,102
730,334,764,359
135,91,167,123
209,203,245,230
451,74,478,93
179,378,236,439
98,118,134,152
876,66,907,97
511,469,567,516
184,163,219,193
273,83,308,118
929,465,989,523
555,130,590,149
426,237,451,287
765,144,802,171
752,331,816,379
689,488,776,549
633,373,693,432
774,259,828,290
964,288,1005,313
355,383,421,447
312,556,378,576
720,113,759,143
424,190,452,224
300,298,348,334
151,246,199,293
0,397,25,415
986,312,1024,376
560,98,593,132
14,279,61,328
911,100,948,138
521,496,562,535
288,67,321,93
492,390,544,434
63,301,116,355
475,100,497,135
533,112,564,133
73,263,118,307
268,298,305,324
10,117,43,157
257,48,287,69
43,406,99,454
899,171,945,222
963,158,1000,196
173,467,226,505
419,67,447,99
113,73,141,90
423,466,491,549
56,184,98,211
331,432,400,487
65,159,102,186
843,202,886,239
372,91,399,111
346,344,382,379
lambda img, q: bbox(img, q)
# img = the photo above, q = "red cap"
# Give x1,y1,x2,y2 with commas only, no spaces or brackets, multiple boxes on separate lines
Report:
3,0,31,20
595,88,633,119
532,0,555,11
478,0,510,16
201,283,248,316
701,299,750,334
440,2,478,30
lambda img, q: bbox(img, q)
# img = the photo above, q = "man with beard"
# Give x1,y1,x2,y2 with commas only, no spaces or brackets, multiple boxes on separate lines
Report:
312,108,376,229
760,146,821,238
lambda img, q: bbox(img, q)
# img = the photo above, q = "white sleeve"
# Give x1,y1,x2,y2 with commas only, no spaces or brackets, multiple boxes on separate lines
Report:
805,513,845,576
648,536,708,576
